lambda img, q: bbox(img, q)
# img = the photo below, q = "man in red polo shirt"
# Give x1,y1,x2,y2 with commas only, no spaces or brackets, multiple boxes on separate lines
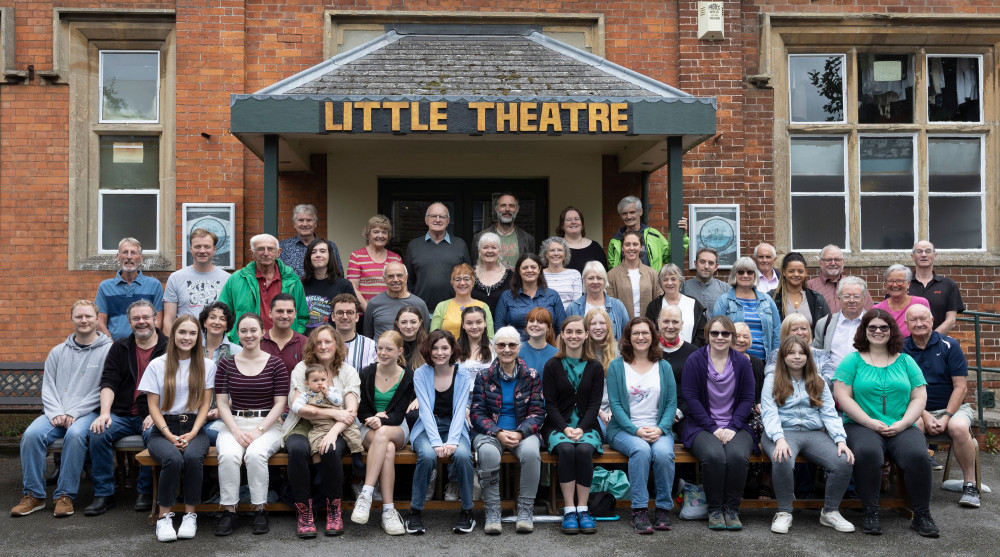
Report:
260,293,308,375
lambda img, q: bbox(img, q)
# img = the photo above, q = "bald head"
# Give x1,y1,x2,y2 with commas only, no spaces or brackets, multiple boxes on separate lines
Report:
905,304,934,341
912,240,936,269
383,261,408,297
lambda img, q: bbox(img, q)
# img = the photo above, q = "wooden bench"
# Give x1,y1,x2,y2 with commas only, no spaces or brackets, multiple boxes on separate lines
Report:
137,444,910,522
48,434,147,490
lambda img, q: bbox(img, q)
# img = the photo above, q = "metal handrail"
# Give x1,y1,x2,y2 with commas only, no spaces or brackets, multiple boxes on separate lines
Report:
956,311,1000,433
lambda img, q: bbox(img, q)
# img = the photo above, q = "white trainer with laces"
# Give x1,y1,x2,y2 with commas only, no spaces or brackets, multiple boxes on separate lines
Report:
771,511,792,534
820,509,856,532
351,492,373,524
382,509,406,535
156,512,178,542
177,512,198,539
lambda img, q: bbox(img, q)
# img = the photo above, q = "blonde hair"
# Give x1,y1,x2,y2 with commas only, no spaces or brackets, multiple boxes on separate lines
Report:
584,308,615,372
378,330,407,368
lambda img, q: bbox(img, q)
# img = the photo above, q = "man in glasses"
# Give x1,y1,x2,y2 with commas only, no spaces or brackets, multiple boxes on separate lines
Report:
813,276,868,367
807,244,874,313
908,240,964,335
404,202,471,311
331,294,376,371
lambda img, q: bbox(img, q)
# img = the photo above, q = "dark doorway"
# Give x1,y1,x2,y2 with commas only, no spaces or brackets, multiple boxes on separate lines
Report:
378,178,549,259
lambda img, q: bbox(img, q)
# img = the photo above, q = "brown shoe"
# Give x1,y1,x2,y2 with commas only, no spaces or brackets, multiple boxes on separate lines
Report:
11,495,45,516
53,495,74,517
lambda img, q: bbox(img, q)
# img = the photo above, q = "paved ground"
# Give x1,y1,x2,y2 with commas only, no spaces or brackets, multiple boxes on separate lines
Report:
0,449,996,556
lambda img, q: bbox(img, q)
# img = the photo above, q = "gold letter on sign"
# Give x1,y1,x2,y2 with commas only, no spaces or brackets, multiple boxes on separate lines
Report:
429,102,447,131
519,102,537,132
588,103,610,132
410,102,428,131
356,102,381,131
496,103,518,132
383,101,408,132
538,103,561,132
561,103,585,132
325,102,353,131
468,102,493,132
610,103,628,132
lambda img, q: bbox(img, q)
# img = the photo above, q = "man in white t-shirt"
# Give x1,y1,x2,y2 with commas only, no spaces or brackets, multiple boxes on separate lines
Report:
163,228,231,333
332,293,376,371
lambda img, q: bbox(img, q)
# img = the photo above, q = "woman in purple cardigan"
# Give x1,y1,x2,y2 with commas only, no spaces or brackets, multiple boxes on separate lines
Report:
681,315,757,531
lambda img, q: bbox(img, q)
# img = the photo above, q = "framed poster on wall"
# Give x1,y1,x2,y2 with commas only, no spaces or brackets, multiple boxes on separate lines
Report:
689,204,740,270
181,203,236,270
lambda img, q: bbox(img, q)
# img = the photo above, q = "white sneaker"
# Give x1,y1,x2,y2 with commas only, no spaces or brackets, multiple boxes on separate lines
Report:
177,512,197,539
156,512,177,542
771,512,792,534
351,492,373,524
382,509,406,535
444,481,460,502
820,509,855,532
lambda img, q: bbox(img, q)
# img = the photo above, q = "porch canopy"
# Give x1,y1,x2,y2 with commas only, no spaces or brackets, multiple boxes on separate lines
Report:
230,25,716,263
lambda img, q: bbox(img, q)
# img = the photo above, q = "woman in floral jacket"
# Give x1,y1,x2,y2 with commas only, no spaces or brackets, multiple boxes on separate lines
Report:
470,326,545,536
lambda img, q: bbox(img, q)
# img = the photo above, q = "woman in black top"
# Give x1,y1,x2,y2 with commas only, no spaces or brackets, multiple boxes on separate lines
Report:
471,232,512,314
302,238,356,332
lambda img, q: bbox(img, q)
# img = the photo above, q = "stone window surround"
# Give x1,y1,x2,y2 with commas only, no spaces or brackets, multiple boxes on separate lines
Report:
51,8,176,271
754,13,1000,267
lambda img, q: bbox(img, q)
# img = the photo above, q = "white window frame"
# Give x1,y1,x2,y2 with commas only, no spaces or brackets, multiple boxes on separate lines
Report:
97,189,161,254
926,53,984,126
98,50,161,124
926,134,986,252
788,134,849,251
787,54,847,125
857,133,918,253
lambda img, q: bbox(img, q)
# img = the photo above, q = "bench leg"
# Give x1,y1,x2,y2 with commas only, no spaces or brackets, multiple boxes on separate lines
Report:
147,465,160,525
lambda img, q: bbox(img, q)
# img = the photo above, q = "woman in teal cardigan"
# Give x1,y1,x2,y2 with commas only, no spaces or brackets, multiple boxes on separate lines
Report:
606,316,677,535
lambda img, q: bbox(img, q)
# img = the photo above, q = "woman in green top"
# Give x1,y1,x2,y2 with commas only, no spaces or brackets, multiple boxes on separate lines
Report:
542,316,605,535
832,309,937,538
351,330,415,536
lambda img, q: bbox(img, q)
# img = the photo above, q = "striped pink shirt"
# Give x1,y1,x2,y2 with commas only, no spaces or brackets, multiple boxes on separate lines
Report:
347,248,402,302
215,355,289,410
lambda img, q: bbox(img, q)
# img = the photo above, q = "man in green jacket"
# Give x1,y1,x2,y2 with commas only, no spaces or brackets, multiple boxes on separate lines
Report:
607,196,688,271
217,233,309,343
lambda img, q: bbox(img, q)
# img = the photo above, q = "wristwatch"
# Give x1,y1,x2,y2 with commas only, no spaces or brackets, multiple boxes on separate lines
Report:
256,425,265,432
943,411,954,418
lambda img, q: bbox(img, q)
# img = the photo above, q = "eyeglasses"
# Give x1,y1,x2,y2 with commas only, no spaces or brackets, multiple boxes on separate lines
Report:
913,249,934,255
453,276,473,283
821,257,844,264
736,269,755,276
496,342,519,350
630,331,652,337
886,279,907,285
427,214,449,220
867,325,890,333
709,330,733,338
839,294,862,301
333,310,357,317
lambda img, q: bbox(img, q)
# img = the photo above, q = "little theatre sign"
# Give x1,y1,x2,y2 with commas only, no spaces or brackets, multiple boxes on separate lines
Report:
323,101,630,133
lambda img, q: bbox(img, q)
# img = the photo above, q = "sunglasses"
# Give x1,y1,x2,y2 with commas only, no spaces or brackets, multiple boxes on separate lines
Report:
736,269,755,276
867,325,890,333
709,330,733,338
496,342,519,350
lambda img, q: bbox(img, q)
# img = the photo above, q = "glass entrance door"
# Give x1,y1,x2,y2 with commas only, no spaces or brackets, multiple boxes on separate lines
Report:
378,178,549,259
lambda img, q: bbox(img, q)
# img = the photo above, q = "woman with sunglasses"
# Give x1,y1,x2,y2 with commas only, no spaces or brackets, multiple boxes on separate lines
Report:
832,309,937,537
713,256,781,359
681,315,757,531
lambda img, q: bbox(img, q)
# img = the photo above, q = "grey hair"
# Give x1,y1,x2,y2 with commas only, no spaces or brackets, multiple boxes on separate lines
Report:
884,264,912,283
292,203,318,221
658,303,683,323
753,242,775,259
836,275,868,297
819,244,842,261
118,237,142,251
425,202,450,219
126,299,157,318
538,236,572,267
581,260,608,285
478,232,501,251
658,263,684,283
492,326,522,349
912,241,936,254
728,257,760,288
383,261,408,278
617,195,642,215
249,234,278,251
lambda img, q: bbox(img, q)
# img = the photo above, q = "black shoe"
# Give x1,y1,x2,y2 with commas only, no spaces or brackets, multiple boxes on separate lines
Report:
453,509,476,534
653,508,672,531
862,509,881,535
405,509,426,535
215,510,237,536
84,496,116,516
910,513,939,538
133,492,153,512
251,509,269,535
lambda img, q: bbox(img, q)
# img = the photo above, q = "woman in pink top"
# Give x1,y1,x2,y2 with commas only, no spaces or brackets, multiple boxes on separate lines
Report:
872,264,929,337
347,215,402,311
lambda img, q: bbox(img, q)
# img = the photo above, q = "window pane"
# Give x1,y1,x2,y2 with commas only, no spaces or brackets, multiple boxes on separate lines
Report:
930,196,982,249
789,55,844,122
929,137,981,193
100,51,159,122
928,56,981,123
858,54,914,124
861,196,914,250
860,137,913,193
791,196,845,250
791,137,844,192
99,136,160,190
100,193,157,251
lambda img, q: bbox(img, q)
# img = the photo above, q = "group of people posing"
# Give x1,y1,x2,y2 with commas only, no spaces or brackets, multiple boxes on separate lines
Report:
13,195,978,543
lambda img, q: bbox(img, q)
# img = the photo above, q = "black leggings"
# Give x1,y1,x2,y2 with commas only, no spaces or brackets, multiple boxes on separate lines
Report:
553,442,596,486
689,429,754,512
844,423,932,515
286,433,348,503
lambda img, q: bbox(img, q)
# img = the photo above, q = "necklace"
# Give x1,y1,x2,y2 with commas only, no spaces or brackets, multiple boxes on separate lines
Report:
864,352,890,414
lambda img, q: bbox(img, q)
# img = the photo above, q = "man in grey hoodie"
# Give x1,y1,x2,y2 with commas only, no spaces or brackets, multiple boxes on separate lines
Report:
11,300,112,518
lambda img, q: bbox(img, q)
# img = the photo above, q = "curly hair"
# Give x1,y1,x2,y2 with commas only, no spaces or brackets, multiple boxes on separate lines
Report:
302,325,347,376
852,309,903,354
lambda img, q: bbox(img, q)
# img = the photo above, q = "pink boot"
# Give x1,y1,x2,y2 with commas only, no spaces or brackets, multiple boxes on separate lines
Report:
295,499,317,538
325,498,344,536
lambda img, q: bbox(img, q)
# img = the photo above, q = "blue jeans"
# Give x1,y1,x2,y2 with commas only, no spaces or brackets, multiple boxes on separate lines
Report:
21,413,98,500
88,414,151,496
204,419,224,445
611,431,676,510
410,416,474,511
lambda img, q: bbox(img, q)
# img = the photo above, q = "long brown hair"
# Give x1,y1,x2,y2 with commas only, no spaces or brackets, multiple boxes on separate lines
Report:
554,315,595,361
303,325,347,377
620,317,662,364
771,336,824,408
161,315,207,412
